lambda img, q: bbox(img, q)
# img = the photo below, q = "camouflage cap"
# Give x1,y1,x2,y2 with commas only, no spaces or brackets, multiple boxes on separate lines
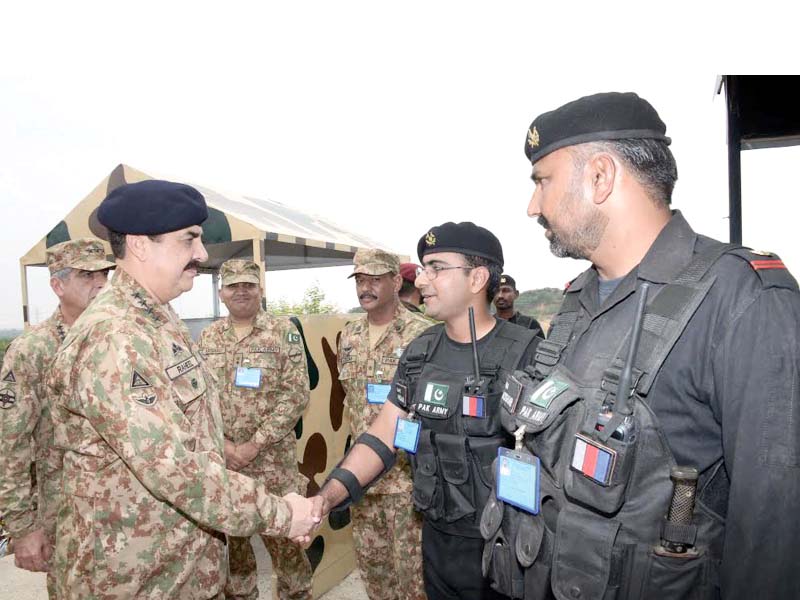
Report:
348,248,400,278
219,259,260,286
46,237,115,275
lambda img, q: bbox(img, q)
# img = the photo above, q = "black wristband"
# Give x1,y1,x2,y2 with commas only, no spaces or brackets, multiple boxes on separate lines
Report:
328,467,364,504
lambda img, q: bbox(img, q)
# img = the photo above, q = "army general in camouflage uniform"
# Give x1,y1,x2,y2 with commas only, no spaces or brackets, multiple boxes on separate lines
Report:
0,238,113,585
199,259,313,600
48,180,319,599
337,249,429,600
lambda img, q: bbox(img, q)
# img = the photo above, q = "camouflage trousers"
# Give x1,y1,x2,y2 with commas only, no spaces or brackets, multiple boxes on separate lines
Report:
224,533,313,600
351,492,425,600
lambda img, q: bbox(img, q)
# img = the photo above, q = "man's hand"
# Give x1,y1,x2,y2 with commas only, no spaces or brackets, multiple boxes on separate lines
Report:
283,493,322,544
12,528,52,572
235,441,260,468
224,439,244,470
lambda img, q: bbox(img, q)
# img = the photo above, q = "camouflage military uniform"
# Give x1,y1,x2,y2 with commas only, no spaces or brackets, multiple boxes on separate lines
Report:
0,308,67,545
338,303,430,600
49,268,293,599
200,306,312,600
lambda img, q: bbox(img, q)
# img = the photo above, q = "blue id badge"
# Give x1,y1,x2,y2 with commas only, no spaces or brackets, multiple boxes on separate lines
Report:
235,366,262,389
496,447,540,514
393,417,421,454
367,382,391,404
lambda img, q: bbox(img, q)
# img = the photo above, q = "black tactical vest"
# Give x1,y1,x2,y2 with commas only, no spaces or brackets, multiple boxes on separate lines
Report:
481,242,740,600
397,320,536,538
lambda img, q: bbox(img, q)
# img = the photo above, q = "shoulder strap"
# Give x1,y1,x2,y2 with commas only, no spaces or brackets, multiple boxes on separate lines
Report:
601,241,739,404
532,291,581,380
485,321,538,376
726,248,799,291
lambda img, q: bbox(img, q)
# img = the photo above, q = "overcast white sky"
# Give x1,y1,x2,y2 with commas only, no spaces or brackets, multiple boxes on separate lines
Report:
2,2,798,327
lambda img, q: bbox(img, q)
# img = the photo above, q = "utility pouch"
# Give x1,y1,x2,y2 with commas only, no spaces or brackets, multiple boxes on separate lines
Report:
552,505,620,600
410,429,443,520
482,502,527,599
639,547,713,600
516,366,585,480
564,412,640,514
436,433,474,522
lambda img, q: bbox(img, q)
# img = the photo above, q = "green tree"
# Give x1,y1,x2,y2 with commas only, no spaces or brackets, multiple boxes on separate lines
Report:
267,282,338,315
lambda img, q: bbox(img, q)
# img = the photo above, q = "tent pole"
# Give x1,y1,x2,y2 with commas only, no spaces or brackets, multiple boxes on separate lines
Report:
725,76,743,245
211,272,220,318
20,262,30,329
253,237,266,311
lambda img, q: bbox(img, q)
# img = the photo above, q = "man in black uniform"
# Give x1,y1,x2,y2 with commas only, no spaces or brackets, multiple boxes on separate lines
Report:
482,92,800,600
493,274,544,336
315,222,542,599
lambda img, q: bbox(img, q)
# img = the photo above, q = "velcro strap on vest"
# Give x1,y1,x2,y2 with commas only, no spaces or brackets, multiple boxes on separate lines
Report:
661,519,698,546
356,433,396,472
328,467,364,505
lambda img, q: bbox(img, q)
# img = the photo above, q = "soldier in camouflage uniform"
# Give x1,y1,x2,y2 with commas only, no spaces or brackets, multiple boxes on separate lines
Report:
199,259,313,600
0,238,113,586
48,180,320,599
337,248,429,600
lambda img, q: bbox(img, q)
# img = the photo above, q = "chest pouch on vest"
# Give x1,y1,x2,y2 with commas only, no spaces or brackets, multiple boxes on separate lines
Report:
563,402,641,515
511,365,587,483
410,429,443,520
437,433,476,523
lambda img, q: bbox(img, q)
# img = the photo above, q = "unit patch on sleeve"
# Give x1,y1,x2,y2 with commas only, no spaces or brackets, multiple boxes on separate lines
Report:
0,388,17,409
131,371,151,389
2,370,16,383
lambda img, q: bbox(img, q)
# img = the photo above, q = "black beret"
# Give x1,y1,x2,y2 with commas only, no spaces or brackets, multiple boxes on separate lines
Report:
417,222,503,267
524,92,670,164
499,274,517,289
98,180,208,235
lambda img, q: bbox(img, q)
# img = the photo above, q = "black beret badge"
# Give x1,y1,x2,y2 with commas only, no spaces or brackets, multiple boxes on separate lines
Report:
425,231,436,247
527,126,540,148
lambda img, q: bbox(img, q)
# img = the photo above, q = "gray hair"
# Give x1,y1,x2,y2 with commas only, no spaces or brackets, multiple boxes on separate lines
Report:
569,138,678,207
51,267,73,281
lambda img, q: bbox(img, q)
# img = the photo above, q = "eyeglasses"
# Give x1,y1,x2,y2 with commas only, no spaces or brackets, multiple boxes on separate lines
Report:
417,264,474,280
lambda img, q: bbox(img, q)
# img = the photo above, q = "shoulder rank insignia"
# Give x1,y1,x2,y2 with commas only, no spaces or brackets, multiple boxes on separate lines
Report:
2,370,16,383
131,371,151,389
750,258,786,270
172,342,184,356
0,388,16,409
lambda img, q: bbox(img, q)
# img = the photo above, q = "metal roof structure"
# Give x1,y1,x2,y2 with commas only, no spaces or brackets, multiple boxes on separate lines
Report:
18,163,399,324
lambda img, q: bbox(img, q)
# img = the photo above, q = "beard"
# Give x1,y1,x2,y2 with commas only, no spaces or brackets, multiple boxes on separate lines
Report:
538,179,608,260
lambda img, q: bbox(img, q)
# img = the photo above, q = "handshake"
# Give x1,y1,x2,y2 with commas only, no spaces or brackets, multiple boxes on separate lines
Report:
282,493,330,544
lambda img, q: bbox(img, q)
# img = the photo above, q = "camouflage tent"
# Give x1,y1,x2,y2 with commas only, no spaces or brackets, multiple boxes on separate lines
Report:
19,163,396,325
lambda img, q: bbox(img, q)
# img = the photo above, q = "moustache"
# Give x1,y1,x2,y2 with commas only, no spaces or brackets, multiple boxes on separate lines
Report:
359,293,377,301
184,261,201,271
537,215,550,229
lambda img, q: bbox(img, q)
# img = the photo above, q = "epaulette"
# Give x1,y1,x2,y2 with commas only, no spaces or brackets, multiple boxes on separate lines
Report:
728,248,799,291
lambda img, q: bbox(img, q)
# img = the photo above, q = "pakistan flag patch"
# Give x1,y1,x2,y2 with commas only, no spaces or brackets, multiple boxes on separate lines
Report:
529,376,569,409
287,332,301,343
423,383,449,406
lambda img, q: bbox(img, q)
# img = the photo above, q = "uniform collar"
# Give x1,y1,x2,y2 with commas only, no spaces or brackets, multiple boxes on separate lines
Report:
112,268,172,326
52,307,69,343
566,210,697,295
352,302,408,335
221,309,268,333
